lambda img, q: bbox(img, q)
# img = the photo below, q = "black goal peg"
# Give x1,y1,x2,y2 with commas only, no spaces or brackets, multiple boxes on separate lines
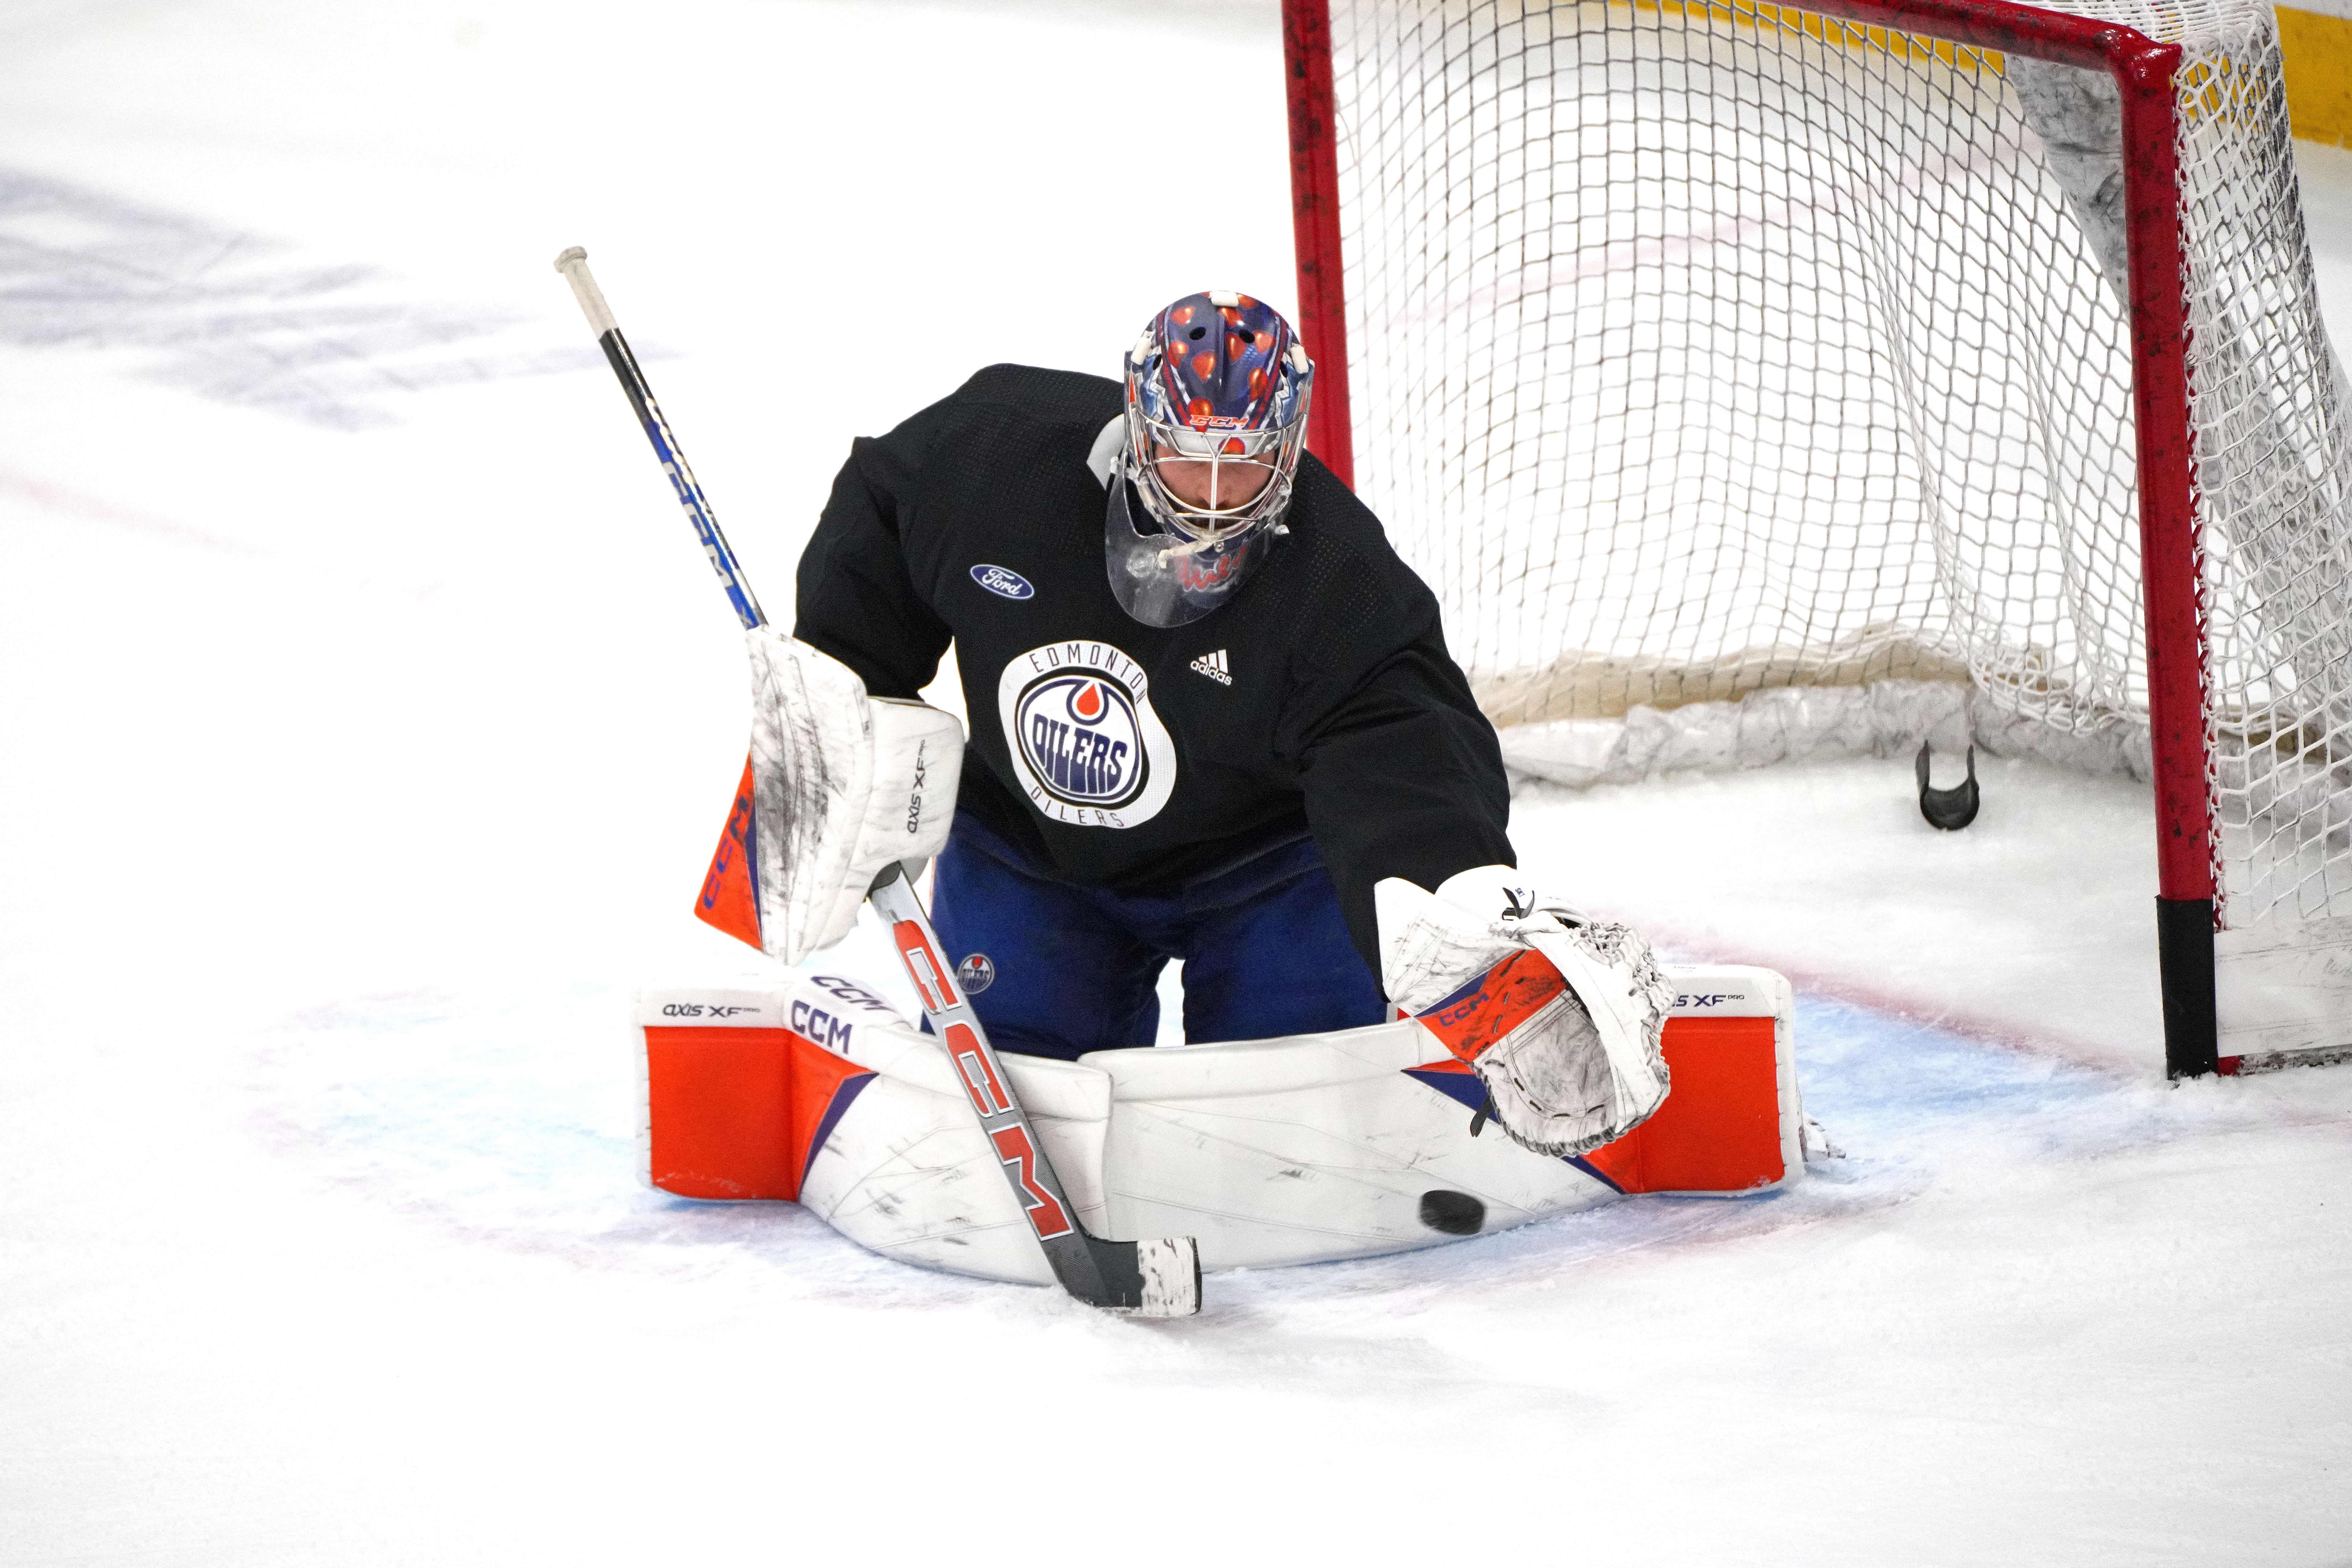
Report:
1915,741,1981,831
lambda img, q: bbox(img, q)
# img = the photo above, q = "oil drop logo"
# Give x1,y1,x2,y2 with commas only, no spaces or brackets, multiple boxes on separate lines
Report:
997,640,1177,828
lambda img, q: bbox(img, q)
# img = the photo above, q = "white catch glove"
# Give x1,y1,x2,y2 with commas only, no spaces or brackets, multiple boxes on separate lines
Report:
746,629,964,965
1376,866,1672,1158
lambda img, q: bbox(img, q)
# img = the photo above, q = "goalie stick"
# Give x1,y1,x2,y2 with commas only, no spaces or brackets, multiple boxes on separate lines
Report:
553,248,765,634
865,863,1198,1312
554,245,1201,1316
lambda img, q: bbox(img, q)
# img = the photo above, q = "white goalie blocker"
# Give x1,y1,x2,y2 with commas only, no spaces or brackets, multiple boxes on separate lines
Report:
744,630,964,964
636,965,1815,1281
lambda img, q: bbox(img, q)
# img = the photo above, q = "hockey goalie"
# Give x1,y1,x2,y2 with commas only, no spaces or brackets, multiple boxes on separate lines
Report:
646,292,1808,1283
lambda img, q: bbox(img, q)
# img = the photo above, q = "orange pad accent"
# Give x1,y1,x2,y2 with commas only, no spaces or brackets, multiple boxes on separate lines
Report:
693,752,763,952
1414,948,1570,1063
644,1025,873,1200
1581,1016,1784,1193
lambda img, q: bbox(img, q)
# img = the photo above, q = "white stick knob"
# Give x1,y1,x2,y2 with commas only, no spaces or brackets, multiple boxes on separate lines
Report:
553,245,618,337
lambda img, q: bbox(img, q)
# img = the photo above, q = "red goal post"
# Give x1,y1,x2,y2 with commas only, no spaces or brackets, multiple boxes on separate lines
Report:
1283,0,2231,1075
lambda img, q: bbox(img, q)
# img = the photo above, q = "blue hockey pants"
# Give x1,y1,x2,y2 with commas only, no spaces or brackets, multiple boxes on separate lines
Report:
928,814,1388,1061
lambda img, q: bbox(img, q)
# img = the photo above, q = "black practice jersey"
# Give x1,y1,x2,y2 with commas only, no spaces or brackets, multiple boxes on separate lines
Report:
792,363,1513,977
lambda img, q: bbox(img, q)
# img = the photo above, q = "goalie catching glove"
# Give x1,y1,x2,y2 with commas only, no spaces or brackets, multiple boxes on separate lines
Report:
1377,868,1673,1158
745,629,965,965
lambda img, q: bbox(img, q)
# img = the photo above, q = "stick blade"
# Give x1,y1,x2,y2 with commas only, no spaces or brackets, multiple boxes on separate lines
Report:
1089,1235,1200,1317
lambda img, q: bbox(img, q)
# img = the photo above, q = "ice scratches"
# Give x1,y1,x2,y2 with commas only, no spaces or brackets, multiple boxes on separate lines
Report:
247,971,2314,1324
0,165,596,428
245,983,912,1301
1206,992,2294,1306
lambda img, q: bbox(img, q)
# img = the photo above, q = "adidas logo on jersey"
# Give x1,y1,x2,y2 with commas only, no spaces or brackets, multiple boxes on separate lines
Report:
1189,649,1233,686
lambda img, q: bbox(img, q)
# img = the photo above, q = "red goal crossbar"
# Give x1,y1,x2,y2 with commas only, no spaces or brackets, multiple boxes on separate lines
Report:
1282,0,2219,1076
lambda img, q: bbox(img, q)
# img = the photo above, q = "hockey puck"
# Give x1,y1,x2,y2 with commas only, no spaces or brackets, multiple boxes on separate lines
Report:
1418,1189,1485,1236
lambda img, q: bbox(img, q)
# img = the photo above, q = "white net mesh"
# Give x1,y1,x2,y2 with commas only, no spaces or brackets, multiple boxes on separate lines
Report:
1321,0,2352,933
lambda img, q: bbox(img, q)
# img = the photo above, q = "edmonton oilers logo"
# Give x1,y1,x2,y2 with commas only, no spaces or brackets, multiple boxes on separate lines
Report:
1015,674,1144,809
996,640,1176,829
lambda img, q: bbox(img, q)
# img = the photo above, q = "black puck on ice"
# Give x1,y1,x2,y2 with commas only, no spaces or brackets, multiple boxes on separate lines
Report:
1418,1190,1486,1236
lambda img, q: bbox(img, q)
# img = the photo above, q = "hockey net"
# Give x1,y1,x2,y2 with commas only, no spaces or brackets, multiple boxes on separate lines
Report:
1288,0,2352,1068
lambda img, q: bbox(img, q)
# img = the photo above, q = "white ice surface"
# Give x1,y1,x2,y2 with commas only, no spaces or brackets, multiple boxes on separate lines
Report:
2,2,2350,1563
1508,758,2172,1068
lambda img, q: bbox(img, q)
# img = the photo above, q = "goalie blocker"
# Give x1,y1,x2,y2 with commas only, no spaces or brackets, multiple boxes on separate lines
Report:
725,629,965,965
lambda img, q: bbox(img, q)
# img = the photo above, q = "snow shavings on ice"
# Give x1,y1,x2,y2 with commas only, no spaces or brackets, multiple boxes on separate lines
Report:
218,949,2352,1560
0,165,598,430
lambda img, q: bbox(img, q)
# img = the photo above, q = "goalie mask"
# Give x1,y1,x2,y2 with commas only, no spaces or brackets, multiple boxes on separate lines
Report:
1106,291,1313,628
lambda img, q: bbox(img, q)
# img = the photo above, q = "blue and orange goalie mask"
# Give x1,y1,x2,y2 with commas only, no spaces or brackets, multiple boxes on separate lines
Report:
1107,290,1314,627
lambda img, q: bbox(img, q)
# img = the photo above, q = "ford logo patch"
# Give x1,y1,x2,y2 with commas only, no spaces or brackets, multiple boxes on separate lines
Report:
971,564,1035,600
